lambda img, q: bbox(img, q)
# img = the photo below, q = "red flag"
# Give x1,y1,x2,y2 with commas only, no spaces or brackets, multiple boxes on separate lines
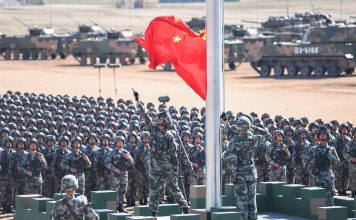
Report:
134,16,207,100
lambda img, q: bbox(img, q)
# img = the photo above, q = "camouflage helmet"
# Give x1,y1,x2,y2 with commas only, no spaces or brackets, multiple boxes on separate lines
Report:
3,136,14,147
193,132,203,140
317,126,330,139
283,126,294,134
140,131,150,139
297,127,308,136
46,135,56,143
114,136,126,144
58,135,70,145
273,130,284,139
100,133,111,143
180,130,191,138
61,174,78,192
236,116,251,131
29,138,38,146
339,123,349,133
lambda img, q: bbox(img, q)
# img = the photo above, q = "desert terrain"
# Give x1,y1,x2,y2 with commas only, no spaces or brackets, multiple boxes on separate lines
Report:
0,0,355,125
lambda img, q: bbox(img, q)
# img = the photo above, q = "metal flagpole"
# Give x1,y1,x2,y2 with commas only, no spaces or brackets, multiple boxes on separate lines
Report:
205,0,224,210
94,64,106,96
107,63,121,99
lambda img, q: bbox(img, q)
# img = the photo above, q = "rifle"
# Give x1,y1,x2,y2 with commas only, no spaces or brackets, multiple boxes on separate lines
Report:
312,147,330,175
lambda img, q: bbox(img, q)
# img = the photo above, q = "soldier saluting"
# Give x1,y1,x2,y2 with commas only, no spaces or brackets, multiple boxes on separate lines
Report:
134,90,189,217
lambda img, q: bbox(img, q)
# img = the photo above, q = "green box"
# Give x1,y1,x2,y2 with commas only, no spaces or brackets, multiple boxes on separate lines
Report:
256,193,268,213
210,211,241,220
170,214,200,220
222,195,235,207
224,184,234,197
91,191,118,209
281,184,305,199
191,209,209,220
301,187,326,218
39,211,47,220
125,217,157,220
46,201,56,214
190,185,206,199
258,182,272,195
108,212,132,220
210,206,236,213
191,198,206,209
93,209,116,220
30,197,54,220
334,196,354,217
269,182,286,196
15,194,42,220
134,204,181,216
271,195,286,213
318,206,348,220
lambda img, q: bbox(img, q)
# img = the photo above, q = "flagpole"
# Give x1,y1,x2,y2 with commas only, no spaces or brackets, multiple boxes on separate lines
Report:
205,0,224,210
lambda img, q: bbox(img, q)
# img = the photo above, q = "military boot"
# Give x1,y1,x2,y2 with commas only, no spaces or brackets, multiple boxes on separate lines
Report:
151,211,157,217
352,191,356,198
143,198,148,205
126,197,132,207
182,207,190,214
117,204,127,213
6,206,14,213
139,199,144,205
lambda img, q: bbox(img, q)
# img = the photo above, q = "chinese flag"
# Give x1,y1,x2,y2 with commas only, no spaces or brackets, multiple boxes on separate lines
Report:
134,16,207,100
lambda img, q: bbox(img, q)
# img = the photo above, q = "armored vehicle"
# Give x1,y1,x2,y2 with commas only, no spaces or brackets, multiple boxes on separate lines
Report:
71,29,142,66
242,24,356,77
0,26,58,60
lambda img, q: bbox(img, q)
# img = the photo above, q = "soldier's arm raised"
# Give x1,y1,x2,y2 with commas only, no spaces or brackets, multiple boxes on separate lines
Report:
136,101,154,132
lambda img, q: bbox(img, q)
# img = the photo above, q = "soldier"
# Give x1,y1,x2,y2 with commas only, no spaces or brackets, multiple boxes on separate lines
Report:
42,135,57,198
303,126,339,206
61,136,91,195
293,128,311,186
50,175,98,220
254,129,270,187
136,93,189,217
135,131,150,205
83,133,99,199
347,128,356,197
93,134,112,190
51,136,70,192
188,132,205,185
19,138,47,194
105,136,134,212
222,116,268,220
284,126,295,184
0,136,15,213
334,124,351,196
266,130,291,182
125,131,139,206
12,138,28,199
179,130,193,200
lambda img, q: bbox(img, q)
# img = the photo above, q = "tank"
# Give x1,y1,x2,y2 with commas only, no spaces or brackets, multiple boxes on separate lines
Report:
0,26,58,60
241,24,356,77
71,29,143,66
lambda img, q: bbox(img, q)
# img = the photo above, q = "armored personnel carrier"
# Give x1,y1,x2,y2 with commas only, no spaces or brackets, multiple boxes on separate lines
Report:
0,26,58,60
241,24,356,77
71,29,142,66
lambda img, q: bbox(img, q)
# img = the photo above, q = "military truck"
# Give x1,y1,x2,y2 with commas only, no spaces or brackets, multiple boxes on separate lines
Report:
241,24,356,77
0,26,58,60
71,29,142,66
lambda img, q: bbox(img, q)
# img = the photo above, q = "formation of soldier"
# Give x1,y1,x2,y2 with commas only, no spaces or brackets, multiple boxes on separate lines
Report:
0,90,355,216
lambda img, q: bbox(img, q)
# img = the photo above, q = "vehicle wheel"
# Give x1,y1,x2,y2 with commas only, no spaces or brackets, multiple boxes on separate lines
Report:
259,64,271,77
31,52,39,60
129,58,135,64
22,51,30,60
90,56,97,65
109,57,116,64
119,56,127,65
163,62,172,71
344,68,354,75
287,65,298,76
51,54,57,59
4,51,11,60
99,57,107,64
229,62,236,70
273,64,284,77
139,57,146,64
300,66,311,77
80,55,87,66
328,66,341,77
13,52,20,60
41,52,48,60
60,53,67,59
314,66,325,77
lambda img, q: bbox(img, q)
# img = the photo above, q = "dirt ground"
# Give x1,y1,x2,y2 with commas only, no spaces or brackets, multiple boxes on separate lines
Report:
0,1,355,125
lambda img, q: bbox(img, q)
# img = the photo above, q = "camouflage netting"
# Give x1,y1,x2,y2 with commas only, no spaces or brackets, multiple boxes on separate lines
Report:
0,0,43,6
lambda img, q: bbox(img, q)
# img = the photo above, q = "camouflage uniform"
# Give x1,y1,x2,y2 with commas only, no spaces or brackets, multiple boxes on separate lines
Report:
346,135,356,196
303,127,339,206
12,148,28,199
105,142,133,211
188,143,205,185
0,142,15,211
134,140,150,204
223,116,268,220
125,140,139,206
51,146,70,193
284,136,295,184
138,102,189,215
60,150,91,195
255,141,270,186
42,145,56,198
93,146,112,190
334,134,350,195
266,141,291,182
293,137,311,186
50,195,98,220
19,150,47,194
83,143,99,199
177,130,193,201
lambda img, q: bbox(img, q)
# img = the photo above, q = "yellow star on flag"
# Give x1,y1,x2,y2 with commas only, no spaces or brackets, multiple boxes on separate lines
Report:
173,36,182,43
173,16,181,23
